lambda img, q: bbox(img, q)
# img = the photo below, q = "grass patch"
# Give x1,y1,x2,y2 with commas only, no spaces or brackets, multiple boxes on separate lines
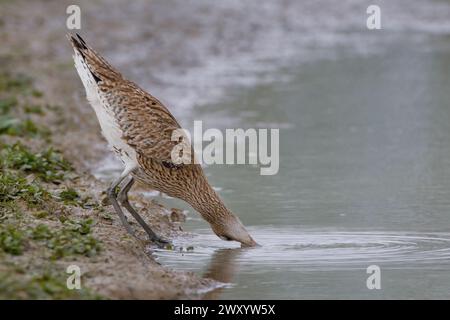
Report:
0,116,49,137
46,219,101,259
0,269,101,299
31,219,101,259
0,72,33,94
32,210,50,219
0,142,97,259
58,188,80,206
57,188,99,209
1,142,72,183
0,172,50,206
0,218,101,260
0,223,26,255
0,97,17,114
0,71,102,299
24,104,45,115
0,72,49,137
31,90,43,98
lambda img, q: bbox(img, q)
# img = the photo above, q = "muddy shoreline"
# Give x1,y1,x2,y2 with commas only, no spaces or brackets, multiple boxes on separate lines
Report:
1,0,302,299
0,0,236,299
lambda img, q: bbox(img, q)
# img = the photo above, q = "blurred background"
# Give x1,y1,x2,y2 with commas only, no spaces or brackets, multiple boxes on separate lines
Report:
2,0,450,299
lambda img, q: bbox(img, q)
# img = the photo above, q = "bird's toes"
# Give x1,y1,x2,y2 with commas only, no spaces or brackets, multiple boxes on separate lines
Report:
150,236,171,249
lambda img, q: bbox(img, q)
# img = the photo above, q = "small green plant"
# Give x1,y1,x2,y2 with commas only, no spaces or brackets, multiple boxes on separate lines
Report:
0,224,26,255
24,104,45,115
31,224,53,240
97,209,113,221
0,116,48,137
58,189,99,209
0,172,50,206
58,188,80,205
33,211,49,219
1,142,72,182
0,97,17,114
0,217,101,259
46,218,101,259
31,90,43,98
0,71,105,299
63,218,94,235
0,269,102,299
0,72,33,94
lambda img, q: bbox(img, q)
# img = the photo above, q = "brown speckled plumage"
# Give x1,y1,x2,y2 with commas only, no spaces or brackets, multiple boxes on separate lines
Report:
68,34,257,247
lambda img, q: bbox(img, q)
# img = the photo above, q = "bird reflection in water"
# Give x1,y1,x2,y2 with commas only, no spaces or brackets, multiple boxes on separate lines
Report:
201,248,243,299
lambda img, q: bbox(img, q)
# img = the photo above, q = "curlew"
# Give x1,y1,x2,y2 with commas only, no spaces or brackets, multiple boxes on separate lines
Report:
68,34,257,247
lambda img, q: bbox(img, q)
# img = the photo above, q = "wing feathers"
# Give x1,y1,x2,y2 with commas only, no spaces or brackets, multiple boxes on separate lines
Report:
68,33,192,166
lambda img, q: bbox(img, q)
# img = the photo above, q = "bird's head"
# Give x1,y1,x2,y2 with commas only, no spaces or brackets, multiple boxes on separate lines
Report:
210,215,258,248
185,172,259,248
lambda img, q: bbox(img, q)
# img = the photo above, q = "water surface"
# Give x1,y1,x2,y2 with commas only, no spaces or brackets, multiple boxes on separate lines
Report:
90,0,450,299
153,41,450,299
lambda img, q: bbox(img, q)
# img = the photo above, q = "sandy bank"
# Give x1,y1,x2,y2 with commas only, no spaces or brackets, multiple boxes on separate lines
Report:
0,0,231,299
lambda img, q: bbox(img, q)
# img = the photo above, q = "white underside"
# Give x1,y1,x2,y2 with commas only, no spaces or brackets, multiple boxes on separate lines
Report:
73,52,137,172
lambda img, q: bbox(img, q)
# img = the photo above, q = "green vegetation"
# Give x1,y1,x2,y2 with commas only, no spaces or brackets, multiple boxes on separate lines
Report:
24,103,45,115
0,269,101,300
0,223,26,255
58,188,80,205
33,219,101,259
0,71,102,299
0,72,33,94
0,172,50,206
1,142,72,183
57,187,100,210
0,116,49,137
0,72,49,138
30,90,43,98
0,97,17,114
0,217,101,259
0,159,100,259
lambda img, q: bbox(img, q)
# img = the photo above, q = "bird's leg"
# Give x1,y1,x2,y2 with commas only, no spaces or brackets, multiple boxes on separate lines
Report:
107,169,136,237
117,176,169,245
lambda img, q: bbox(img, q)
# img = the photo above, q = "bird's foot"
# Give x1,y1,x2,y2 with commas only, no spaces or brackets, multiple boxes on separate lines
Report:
149,235,171,248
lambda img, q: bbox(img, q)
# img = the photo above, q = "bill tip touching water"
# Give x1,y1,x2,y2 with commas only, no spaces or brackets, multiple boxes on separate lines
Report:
67,32,258,248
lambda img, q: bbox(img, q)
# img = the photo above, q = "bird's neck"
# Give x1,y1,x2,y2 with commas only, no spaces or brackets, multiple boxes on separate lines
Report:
191,186,233,226
183,172,234,226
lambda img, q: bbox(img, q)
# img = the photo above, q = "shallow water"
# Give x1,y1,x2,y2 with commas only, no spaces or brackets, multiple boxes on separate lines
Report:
91,1,450,299
152,41,450,299
155,228,450,299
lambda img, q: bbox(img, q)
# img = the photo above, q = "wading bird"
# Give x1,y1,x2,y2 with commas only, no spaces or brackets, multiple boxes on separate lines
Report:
68,34,257,247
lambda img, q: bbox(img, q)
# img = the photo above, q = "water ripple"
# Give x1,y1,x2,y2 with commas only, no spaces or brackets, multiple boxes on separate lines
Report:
154,228,450,272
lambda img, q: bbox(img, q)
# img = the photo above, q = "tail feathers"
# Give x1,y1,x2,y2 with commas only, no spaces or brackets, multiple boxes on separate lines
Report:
67,33,88,52
67,33,121,83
